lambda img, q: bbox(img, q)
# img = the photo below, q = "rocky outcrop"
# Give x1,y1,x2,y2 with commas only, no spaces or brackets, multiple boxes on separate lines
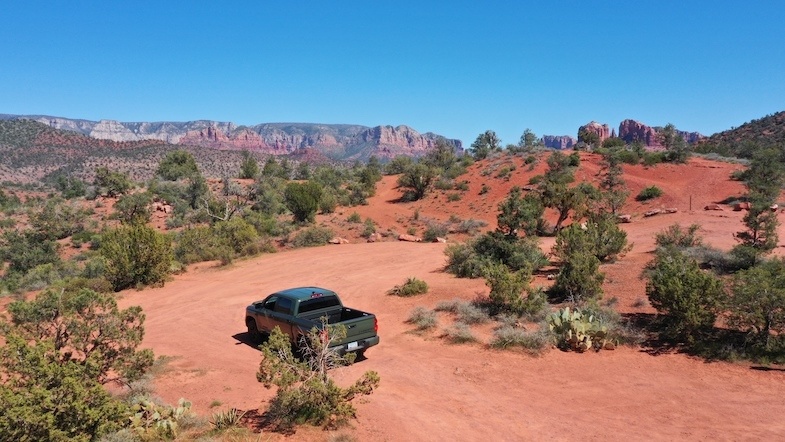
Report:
542,135,577,150
620,119,705,148
1,114,461,161
578,121,611,144
619,119,661,148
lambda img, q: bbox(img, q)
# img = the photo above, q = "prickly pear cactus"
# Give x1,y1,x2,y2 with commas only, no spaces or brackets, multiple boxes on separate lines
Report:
547,307,614,352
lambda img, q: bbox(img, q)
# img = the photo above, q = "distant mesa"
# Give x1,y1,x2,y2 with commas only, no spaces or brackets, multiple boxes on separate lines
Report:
542,119,704,150
542,135,577,150
0,114,462,162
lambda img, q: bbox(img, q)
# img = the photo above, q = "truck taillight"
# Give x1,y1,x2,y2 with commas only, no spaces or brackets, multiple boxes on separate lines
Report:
374,317,378,332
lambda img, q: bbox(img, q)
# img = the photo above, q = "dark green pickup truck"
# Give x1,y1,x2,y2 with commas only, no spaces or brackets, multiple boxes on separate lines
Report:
245,286,379,356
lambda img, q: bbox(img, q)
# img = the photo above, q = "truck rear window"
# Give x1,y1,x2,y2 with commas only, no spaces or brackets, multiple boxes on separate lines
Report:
299,295,341,314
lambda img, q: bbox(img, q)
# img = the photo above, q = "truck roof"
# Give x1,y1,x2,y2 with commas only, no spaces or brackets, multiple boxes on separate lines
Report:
274,286,338,301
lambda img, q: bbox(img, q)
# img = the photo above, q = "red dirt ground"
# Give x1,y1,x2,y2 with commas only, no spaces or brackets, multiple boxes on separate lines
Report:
115,152,785,440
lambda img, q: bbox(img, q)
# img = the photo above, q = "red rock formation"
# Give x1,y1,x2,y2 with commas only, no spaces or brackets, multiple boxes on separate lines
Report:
542,135,577,150
578,121,610,144
619,119,661,148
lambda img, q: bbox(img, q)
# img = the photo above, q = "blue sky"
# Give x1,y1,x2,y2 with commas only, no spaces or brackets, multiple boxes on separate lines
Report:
2,1,783,146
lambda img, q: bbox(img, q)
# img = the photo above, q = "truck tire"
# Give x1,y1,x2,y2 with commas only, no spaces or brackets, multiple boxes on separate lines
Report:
246,319,261,343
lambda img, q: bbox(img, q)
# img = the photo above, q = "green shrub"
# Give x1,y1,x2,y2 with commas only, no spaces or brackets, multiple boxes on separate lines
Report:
655,223,703,249
479,184,490,195
361,218,376,238
491,324,553,355
434,178,454,191
447,193,462,202
290,226,334,248
406,307,437,330
642,151,666,166
347,211,362,223
645,247,724,341
100,224,172,291
441,322,477,344
387,277,428,297
636,185,663,201
423,221,448,242
454,180,470,191
284,181,322,223
128,397,193,440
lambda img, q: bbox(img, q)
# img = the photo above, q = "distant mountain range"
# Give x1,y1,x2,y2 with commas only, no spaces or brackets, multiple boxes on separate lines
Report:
0,114,462,162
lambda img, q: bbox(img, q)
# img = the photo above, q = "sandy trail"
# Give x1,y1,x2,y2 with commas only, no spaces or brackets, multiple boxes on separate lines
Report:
120,240,785,441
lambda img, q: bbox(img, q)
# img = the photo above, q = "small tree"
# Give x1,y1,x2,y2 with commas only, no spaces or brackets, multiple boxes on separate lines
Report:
645,247,724,341
239,150,260,179
157,150,199,181
397,163,437,201
658,123,690,163
257,324,380,431
0,335,128,441
551,224,604,302
470,130,501,160
100,223,172,291
114,192,153,225
728,258,785,348
495,187,544,238
733,148,785,266
284,181,323,223
6,287,154,384
94,167,133,197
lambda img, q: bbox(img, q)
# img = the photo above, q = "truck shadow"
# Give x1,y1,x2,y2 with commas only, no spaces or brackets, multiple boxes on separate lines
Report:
230,332,369,362
231,332,263,350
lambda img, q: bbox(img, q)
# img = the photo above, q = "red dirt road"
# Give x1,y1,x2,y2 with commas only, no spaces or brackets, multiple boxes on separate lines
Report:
120,240,785,441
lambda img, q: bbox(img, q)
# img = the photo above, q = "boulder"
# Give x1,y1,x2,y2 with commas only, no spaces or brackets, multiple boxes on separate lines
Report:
398,234,422,242
704,204,723,211
617,214,632,223
734,202,751,211
664,208,678,214
329,237,349,244
644,209,662,217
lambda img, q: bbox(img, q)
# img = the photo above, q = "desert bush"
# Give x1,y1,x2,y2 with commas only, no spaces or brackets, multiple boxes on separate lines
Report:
0,336,129,442
551,224,605,302
347,211,362,223
361,218,376,238
645,247,724,342
441,322,477,344
384,155,413,175
257,324,380,431
447,193,462,202
387,277,428,297
479,183,490,195
453,218,487,235
727,258,785,349
406,307,438,330
655,223,703,249
423,221,448,242
100,224,172,291
209,408,247,431
284,181,323,223
491,324,553,355
290,226,334,248
434,178,454,191
1,230,61,274
28,198,87,240
397,163,438,201
114,192,153,225
642,151,666,166
213,217,260,255
636,185,663,201
94,166,133,197
156,150,199,181
6,287,154,384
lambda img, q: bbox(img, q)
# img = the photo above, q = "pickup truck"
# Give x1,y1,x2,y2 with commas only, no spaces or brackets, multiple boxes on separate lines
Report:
245,286,379,356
